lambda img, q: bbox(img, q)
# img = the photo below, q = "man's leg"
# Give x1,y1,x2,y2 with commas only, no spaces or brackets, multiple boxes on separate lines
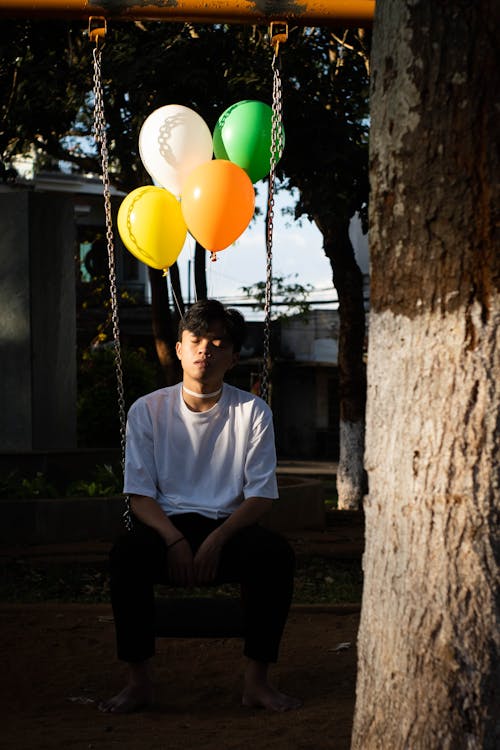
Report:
216,524,301,711
101,516,300,712
99,521,168,713
100,514,222,713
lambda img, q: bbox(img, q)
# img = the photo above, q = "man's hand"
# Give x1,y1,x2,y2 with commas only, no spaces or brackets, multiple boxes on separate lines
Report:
167,539,195,587
193,530,224,584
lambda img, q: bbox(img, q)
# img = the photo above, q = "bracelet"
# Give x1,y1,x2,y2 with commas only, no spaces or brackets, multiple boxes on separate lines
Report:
167,536,185,550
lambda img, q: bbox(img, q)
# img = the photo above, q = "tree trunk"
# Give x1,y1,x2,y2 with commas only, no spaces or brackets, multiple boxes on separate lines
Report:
169,262,185,318
148,267,181,385
352,1,499,748
194,242,208,300
320,222,367,509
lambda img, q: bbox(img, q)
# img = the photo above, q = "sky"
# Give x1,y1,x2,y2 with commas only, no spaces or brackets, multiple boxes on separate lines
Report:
172,187,369,320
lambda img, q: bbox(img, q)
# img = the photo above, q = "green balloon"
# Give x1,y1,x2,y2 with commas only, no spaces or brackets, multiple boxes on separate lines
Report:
213,100,285,183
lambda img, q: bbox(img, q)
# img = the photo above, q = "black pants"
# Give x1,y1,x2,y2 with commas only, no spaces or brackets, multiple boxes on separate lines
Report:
109,513,295,664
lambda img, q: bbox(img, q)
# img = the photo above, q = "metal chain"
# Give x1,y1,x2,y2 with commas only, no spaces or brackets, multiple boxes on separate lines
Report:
260,49,284,405
92,43,132,531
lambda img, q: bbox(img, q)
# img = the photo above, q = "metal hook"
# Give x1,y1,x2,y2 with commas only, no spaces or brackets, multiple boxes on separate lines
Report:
88,16,107,47
269,21,288,57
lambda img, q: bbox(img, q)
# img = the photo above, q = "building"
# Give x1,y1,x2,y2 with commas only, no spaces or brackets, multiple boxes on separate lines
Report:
0,171,139,453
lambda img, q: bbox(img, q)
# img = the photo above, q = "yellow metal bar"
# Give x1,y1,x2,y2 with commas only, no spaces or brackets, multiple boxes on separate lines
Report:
0,0,374,26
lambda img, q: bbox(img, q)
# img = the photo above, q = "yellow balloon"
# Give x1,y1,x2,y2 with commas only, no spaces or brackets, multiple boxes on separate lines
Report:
117,186,187,270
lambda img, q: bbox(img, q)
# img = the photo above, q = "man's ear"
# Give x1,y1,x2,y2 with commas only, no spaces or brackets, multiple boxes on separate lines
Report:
230,352,240,369
175,341,182,361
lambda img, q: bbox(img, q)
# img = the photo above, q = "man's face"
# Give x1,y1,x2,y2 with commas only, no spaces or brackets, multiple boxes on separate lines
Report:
175,322,239,386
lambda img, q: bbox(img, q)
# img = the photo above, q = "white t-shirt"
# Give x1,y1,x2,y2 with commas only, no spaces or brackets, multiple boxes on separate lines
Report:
124,382,279,519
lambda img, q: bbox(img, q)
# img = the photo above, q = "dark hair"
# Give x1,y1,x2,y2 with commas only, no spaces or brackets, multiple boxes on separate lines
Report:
178,299,247,353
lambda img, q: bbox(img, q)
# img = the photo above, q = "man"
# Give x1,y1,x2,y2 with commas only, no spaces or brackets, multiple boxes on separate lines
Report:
100,299,300,714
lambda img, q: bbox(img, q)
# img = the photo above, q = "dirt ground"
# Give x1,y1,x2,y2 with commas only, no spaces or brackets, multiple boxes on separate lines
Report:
1,602,359,750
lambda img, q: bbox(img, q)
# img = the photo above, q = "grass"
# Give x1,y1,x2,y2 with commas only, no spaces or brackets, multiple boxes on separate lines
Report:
323,479,339,510
294,556,362,604
0,560,111,603
0,555,362,605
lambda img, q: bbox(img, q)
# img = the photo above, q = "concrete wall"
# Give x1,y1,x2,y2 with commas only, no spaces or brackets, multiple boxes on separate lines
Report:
0,190,77,451
0,477,325,545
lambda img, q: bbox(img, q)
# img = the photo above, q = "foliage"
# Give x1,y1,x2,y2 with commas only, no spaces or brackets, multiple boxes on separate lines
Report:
78,276,139,313
0,464,122,499
0,471,59,499
77,345,158,448
74,231,160,447
280,28,370,233
241,273,313,320
1,21,369,214
66,463,122,497
0,20,90,174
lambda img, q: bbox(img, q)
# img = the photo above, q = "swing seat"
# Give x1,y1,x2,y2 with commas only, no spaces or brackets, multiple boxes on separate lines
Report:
154,596,244,638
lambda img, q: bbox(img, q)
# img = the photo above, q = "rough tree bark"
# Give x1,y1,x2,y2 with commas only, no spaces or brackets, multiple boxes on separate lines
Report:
352,1,499,748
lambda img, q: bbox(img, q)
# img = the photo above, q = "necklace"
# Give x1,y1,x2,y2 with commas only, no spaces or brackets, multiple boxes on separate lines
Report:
182,384,222,399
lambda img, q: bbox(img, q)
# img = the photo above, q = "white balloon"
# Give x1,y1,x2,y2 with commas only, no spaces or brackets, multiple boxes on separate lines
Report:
139,105,213,197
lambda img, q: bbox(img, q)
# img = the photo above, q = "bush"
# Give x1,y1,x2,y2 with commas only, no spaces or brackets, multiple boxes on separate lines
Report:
0,471,59,499
0,464,123,499
65,463,122,497
77,346,159,449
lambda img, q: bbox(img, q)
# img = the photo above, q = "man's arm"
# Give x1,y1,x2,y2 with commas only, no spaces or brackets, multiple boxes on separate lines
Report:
130,494,183,544
130,494,195,586
214,496,273,542
193,496,273,583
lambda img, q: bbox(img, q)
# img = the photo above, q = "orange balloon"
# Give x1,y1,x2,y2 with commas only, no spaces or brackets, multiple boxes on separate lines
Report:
180,160,255,252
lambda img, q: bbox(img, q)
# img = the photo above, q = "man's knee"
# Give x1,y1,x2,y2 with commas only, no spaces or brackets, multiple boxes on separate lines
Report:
236,525,295,576
109,533,138,577
109,527,161,578
266,531,295,576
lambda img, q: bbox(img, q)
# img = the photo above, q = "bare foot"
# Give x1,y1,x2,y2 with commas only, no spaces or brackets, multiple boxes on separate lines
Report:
242,683,302,712
243,659,301,712
98,683,153,714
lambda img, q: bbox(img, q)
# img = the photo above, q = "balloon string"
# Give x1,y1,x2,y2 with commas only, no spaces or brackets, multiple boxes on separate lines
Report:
170,276,185,321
